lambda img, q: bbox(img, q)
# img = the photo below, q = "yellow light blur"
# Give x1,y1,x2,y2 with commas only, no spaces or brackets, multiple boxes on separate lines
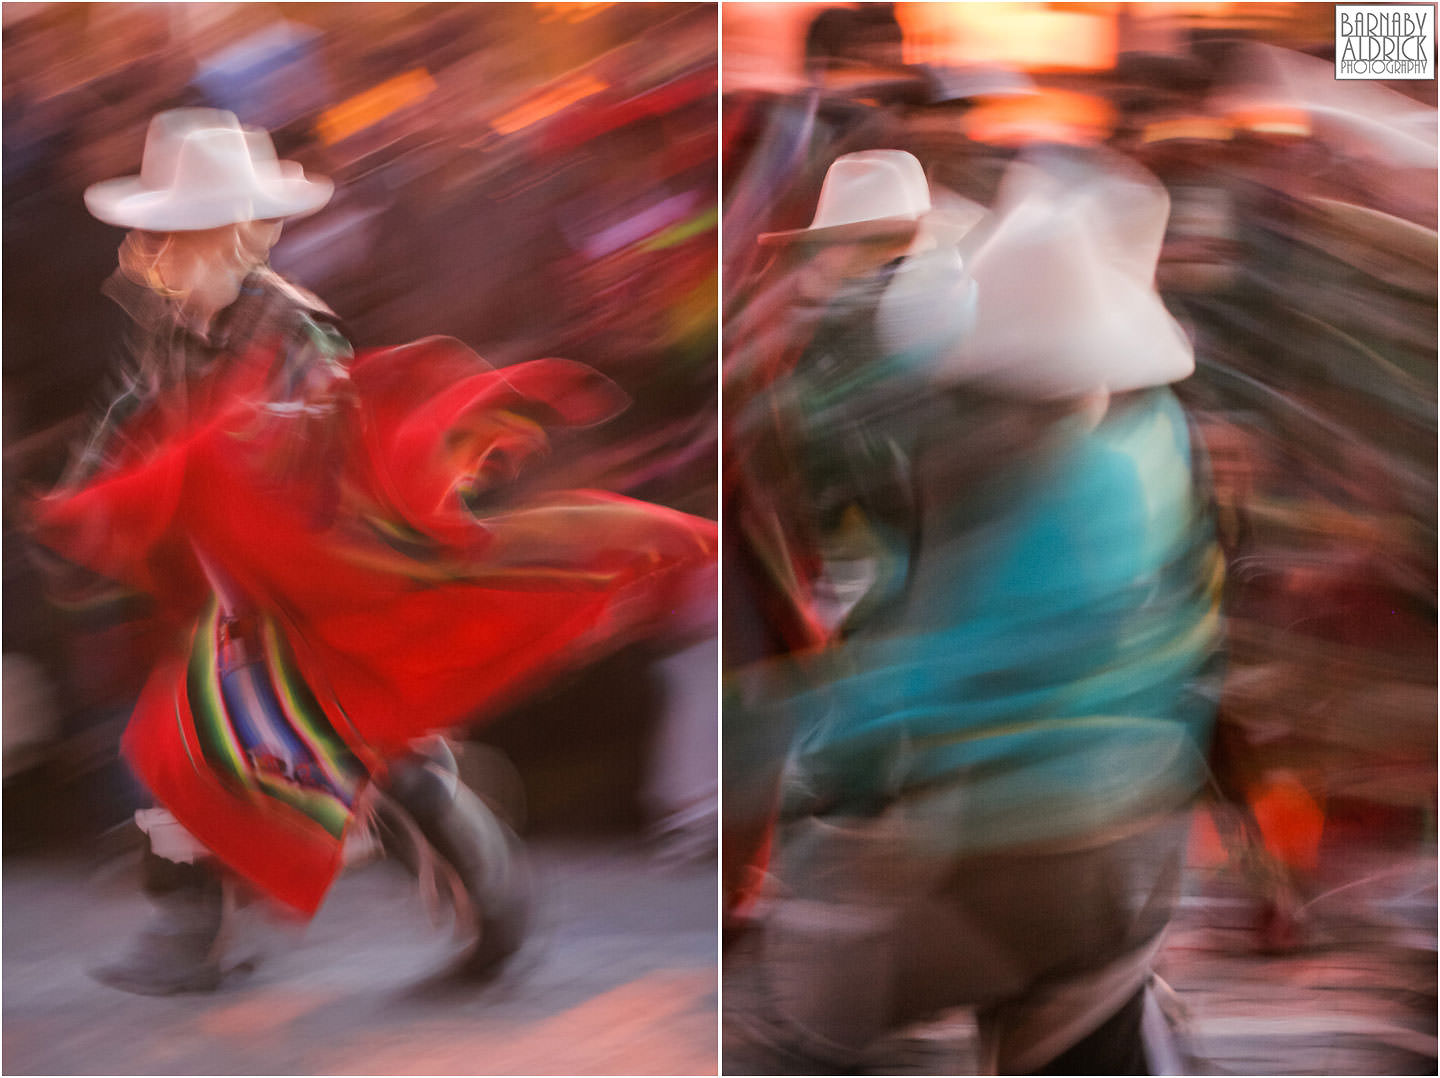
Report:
897,3,1118,72
1226,104,1313,138
1141,117,1236,144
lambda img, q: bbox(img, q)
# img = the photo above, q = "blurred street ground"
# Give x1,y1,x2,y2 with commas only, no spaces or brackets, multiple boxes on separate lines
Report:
723,806,1437,1077
3,838,717,1076
7,818,1429,1077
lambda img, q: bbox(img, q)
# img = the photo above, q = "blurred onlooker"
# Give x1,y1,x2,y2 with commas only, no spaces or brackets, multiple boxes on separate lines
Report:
1136,42,1438,950
804,3,905,76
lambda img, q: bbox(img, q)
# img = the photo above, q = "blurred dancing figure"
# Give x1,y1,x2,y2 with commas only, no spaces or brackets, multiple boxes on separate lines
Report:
31,109,716,995
724,149,1222,1073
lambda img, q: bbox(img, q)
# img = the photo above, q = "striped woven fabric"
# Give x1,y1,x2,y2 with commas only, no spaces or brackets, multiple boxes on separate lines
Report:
40,331,717,915
183,600,369,840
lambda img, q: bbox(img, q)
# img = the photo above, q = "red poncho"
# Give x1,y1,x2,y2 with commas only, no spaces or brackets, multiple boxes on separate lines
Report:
35,334,716,914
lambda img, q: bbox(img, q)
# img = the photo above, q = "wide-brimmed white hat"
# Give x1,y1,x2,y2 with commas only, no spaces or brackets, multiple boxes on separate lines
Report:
84,108,333,231
881,150,1194,398
1211,43,1437,170
759,149,973,251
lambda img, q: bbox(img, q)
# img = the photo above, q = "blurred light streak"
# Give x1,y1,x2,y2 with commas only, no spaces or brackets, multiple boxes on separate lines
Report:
1141,116,1235,144
535,70,713,152
897,2,1118,72
1224,104,1312,138
639,207,719,252
316,67,438,146
582,191,699,259
491,72,609,135
963,88,1119,146
534,2,615,25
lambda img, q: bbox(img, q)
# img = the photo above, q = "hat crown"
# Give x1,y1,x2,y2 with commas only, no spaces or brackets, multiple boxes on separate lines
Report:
85,107,331,231
140,110,290,196
978,155,1170,284
809,150,932,230
174,128,266,198
138,109,243,187
885,150,1193,397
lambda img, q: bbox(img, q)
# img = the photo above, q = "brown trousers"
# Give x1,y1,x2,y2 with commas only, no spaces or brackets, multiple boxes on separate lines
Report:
751,808,1191,1072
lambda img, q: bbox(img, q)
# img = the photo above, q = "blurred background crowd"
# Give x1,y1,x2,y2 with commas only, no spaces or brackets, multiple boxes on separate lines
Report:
722,0,1434,1037
3,1,717,851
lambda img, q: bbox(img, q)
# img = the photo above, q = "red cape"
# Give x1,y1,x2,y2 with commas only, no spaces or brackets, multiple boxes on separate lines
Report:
35,337,715,913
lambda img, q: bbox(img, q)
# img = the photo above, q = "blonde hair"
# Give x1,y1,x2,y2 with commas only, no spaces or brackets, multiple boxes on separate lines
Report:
117,221,282,298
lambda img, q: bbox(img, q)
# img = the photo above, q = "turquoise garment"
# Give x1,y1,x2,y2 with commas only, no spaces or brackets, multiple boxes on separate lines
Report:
779,387,1224,853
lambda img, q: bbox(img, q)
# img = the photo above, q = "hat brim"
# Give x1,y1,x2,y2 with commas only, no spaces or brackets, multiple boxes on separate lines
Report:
935,285,1194,398
84,174,334,231
757,213,920,247
1304,196,1437,267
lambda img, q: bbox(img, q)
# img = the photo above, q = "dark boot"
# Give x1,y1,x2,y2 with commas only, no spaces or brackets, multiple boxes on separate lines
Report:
1033,987,1150,1076
376,750,533,977
90,847,229,996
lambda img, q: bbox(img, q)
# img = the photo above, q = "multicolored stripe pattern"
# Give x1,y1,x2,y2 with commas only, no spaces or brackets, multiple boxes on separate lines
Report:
183,600,369,838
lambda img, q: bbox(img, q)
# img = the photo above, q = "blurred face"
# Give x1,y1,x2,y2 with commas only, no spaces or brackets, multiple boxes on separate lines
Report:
816,235,914,278
794,233,916,301
119,220,283,317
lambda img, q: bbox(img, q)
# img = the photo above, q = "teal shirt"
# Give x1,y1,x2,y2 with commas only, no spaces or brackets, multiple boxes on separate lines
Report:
778,387,1224,853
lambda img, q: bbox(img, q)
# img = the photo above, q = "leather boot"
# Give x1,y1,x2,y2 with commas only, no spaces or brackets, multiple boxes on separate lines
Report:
90,845,228,996
376,749,533,977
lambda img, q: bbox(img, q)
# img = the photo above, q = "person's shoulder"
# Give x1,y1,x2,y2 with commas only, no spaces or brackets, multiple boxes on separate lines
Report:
249,267,353,356
248,266,339,324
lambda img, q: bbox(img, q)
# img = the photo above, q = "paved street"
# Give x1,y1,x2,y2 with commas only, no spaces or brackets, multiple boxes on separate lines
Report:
4,817,1433,1076
4,839,717,1076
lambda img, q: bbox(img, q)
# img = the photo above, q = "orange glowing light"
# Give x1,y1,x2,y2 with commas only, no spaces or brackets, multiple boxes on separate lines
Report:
896,3,1118,72
491,74,610,135
317,69,438,146
1226,105,1312,138
1142,116,1236,144
965,89,1117,147
534,1,614,22
1250,772,1325,872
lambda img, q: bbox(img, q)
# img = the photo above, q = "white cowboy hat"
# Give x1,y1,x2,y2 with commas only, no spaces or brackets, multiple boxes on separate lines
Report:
881,149,1194,398
1210,43,1438,170
758,149,975,251
84,108,333,231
